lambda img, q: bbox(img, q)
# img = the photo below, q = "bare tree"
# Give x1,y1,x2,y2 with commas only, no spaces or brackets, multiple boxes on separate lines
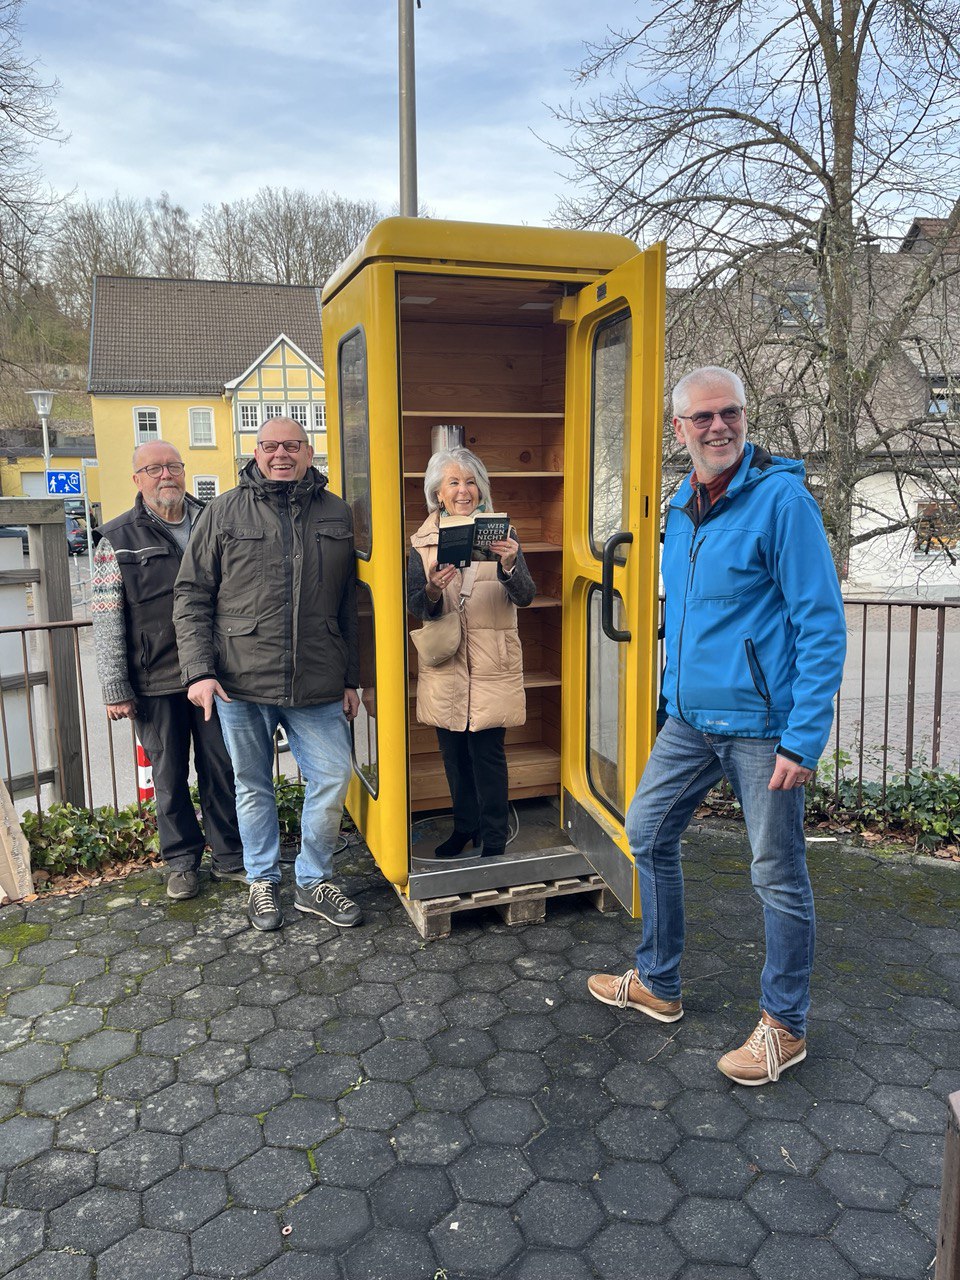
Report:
554,1,960,579
199,198,260,281
147,190,202,278
48,194,151,321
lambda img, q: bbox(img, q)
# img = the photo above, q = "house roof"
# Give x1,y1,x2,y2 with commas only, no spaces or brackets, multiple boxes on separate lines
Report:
899,218,960,254
88,276,324,396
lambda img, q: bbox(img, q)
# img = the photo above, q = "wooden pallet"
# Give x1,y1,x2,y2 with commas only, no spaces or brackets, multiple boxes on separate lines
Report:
395,873,618,940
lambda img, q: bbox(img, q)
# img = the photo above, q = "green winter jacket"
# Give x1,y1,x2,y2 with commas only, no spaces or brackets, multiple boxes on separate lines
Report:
173,461,359,705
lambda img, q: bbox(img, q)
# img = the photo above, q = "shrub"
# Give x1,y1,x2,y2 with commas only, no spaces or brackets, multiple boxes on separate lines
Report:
21,802,159,878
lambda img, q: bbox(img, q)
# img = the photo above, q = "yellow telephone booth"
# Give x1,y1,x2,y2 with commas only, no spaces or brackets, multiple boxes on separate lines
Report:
321,218,665,915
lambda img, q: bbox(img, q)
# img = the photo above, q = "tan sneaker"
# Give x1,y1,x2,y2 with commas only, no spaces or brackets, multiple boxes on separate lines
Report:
586,968,683,1023
717,1011,806,1085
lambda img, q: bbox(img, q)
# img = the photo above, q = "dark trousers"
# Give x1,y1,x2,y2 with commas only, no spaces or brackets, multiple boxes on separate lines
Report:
135,693,243,873
435,726,508,849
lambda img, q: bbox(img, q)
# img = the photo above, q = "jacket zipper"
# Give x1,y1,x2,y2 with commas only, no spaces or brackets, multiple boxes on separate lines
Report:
744,638,773,731
674,532,704,724
279,492,294,703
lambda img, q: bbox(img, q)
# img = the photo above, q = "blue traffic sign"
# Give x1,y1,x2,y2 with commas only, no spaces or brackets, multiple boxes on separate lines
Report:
46,470,83,495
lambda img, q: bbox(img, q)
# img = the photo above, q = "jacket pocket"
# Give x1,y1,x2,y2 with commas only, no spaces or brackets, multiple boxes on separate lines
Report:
315,522,352,583
220,525,264,582
213,614,258,674
744,638,772,730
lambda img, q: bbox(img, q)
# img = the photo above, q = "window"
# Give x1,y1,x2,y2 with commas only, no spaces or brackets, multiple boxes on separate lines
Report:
590,313,631,559
352,582,378,797
777,288,819,328
288,403,308,428
927,379,960,418
338,328,372,558
189,407,215,447
313,401,327,432
239,403,260,431
134,408,159,444
262,403,285,419
916,501,959,555
194,476,219,503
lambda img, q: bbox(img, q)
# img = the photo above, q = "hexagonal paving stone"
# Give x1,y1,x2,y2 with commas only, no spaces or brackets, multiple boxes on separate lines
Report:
3,1252,93,1279
190,1207,283,1278
142,1167,229,1231
360,1038,431,1082
597,1105,680,1163
426,1027,497,1069
737,1118,826,1176
6,984,71,1017
290,1052,362,1100
745,1172,841,1235
832,1207,934,1278
316,1015,383,1055
311,1128,395,1188
95,1228,191,1280
593,1160,681,1223
368,1164,455,1231
0,1207,45,1273
176,1041,247,1085
667,1138,757,1196
468,1096,543,1145
228,1146,314,1209
343,1227,439,1280
22,1069,99,1117
98,1130,182,1191
215,1066,291,1113
48,1186,141,1254
183,1114,263,1169
429,1203,523,1276
5,1149,96,1209
248,1028,316,1070
262,1098,340,1148
102,1054,176,1100
139,1019,207,1057
105,995,172,1030
525,1127,606,1182
589,1222,685,1280
67,1030,137,1071
867,1084,947,1133
140,1083,217,1134
338,1079,415,1130
413,1065,484,1113
817,1151,909,1211
516,1179,605,1248
392,1112,472,1166
283,1183,371,1251
450,1145,536,1206
56,1098,137,1152
539,1077,613,1127
0,1116,56,1170
752,1233,859,1280
490,1012,558,1052
668,1195,766,1266
668,1090,750,1141
0,1041,62,1084
33,1005,103,1044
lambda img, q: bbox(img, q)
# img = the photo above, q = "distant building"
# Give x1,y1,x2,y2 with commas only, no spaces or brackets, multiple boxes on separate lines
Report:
88,276,327,521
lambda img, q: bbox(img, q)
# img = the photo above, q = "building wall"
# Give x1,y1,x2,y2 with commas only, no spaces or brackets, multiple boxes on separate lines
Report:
847,472,960,599
91,396,239,521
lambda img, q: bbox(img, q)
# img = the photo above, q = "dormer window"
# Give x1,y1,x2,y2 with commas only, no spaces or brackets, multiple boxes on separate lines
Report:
927,377,960,418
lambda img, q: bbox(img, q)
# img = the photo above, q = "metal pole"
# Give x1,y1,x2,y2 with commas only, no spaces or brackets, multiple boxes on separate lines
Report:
40,413,51,473
82,462,95,607
399,0,418,217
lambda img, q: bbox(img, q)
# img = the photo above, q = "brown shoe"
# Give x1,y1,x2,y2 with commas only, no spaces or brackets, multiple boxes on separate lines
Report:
717,1011,806,1085
586,968,683,1023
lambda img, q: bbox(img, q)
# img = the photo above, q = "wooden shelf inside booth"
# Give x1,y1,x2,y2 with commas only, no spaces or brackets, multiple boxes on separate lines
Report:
399,270,568,817
411,743,561,807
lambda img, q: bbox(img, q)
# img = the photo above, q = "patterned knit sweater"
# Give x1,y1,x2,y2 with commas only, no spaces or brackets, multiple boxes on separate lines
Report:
91,537,135,705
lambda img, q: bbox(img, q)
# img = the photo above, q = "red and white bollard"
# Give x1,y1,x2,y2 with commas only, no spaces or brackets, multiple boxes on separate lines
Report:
136,738,155,803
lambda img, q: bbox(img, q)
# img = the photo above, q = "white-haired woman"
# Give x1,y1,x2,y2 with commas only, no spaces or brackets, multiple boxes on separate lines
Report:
407,446,536,859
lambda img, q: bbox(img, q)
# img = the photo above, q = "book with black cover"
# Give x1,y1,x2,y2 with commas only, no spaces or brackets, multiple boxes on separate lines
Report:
436,513,510,567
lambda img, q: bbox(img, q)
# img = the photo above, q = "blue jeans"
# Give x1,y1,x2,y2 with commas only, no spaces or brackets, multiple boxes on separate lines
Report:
627,716,814,1037
216,698,352,889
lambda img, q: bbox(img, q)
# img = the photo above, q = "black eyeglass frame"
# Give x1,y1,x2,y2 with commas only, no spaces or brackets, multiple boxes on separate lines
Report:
134,462,186,477
256,439,307,454
675,405,744,429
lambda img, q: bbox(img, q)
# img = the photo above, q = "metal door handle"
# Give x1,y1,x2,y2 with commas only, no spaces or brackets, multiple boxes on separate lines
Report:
601,531,633,642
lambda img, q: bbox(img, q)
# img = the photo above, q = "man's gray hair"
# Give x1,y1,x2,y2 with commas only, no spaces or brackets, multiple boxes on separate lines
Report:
423,447,493,514
672,366,746,418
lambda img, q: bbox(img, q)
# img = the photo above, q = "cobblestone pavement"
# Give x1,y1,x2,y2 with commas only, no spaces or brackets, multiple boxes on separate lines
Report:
1,826,958,1279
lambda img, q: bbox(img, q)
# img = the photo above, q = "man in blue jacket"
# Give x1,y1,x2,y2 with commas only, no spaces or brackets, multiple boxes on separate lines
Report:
588,366,846,1086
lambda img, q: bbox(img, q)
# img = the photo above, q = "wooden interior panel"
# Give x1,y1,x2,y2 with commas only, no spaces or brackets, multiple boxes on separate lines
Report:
399,273,569,814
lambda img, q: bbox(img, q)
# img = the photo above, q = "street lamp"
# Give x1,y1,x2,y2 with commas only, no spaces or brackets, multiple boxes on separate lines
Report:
28,389,54,473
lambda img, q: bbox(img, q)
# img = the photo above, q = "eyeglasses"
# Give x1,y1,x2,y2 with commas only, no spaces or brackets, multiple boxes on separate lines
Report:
135,462,185,477
257,439,306,454
676,405,744,430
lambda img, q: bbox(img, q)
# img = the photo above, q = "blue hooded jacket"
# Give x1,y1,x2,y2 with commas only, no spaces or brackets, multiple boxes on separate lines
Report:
660,442,846,769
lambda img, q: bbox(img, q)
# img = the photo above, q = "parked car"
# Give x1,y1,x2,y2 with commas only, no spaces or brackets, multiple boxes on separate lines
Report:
66,516,88,554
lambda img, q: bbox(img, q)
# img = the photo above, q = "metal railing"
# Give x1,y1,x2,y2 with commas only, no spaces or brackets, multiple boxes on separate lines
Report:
1,598,958,819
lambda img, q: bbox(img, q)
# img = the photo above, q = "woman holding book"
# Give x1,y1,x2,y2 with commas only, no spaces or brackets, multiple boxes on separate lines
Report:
407,446,536,859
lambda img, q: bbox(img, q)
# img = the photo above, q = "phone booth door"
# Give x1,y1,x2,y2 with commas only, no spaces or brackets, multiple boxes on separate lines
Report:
560,243,666,913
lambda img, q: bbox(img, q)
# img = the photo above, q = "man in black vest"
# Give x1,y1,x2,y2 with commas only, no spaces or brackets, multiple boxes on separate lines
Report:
92,442,244,900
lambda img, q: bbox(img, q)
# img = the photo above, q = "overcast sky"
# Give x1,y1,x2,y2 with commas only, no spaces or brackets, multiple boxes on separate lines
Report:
21,0,627,227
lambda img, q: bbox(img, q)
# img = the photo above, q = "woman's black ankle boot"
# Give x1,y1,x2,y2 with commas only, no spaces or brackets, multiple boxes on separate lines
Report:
434,829,479,858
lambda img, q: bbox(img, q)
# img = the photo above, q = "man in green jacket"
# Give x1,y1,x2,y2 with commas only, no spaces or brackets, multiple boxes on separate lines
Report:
173,417,362,933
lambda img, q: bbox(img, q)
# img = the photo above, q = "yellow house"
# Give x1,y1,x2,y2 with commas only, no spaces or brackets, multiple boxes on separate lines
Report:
88,277,328,521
